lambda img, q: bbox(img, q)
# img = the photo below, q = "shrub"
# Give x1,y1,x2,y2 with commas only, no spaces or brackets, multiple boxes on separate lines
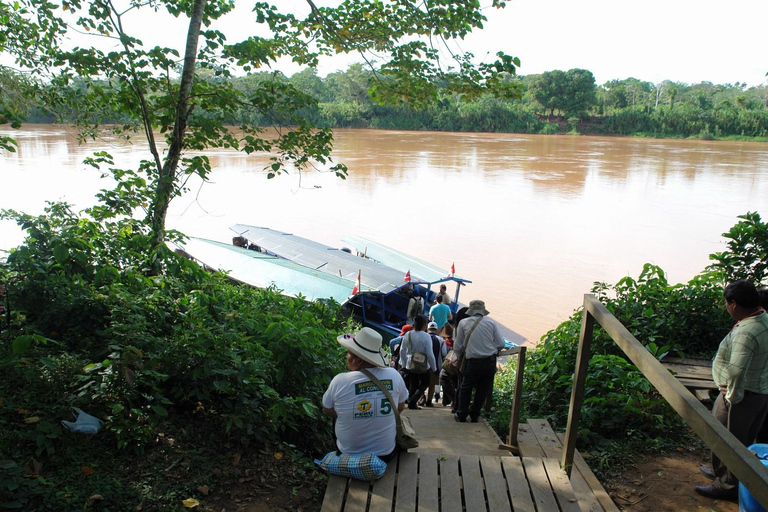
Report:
708,211,768,285
0,196,348,499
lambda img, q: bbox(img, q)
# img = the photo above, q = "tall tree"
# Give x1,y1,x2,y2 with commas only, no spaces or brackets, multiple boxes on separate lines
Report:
530,69,596,119
530,70,567,119
1,0,522,272
562,68,597,119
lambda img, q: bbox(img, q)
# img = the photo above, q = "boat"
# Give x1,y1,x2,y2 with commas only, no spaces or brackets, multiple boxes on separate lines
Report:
172,237,354,304
175,225,524,346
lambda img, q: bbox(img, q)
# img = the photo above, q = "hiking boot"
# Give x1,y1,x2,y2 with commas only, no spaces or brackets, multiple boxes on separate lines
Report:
699,465,716,480
694,484,737,501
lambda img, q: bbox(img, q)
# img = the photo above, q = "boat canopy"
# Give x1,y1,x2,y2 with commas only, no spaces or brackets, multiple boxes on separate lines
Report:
341,235,472,286
230,224,438,294
175,237,355,304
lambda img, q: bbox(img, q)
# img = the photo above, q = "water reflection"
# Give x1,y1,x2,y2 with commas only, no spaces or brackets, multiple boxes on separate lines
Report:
2,125,768,343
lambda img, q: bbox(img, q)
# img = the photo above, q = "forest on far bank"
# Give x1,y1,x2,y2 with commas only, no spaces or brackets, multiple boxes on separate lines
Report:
14,64,768,140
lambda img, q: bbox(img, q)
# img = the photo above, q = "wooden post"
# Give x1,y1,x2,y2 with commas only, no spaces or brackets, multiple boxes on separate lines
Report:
506,347,526,450
561,295,595,478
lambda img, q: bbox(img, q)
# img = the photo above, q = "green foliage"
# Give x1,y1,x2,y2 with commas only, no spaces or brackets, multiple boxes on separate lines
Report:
596,265,731,357
529,69,598,120
0,0,523,277
708,211,768,285
0,181,351,506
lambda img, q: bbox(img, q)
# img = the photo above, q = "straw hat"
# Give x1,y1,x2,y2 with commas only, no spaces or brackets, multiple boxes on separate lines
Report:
337,327,386,367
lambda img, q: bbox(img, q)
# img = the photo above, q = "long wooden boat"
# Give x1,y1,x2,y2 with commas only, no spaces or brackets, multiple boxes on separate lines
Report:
173,237,354,304
176,225,524,345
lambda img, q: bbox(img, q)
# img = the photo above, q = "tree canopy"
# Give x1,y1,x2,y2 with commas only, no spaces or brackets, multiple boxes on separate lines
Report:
0,0,521,270
528,68,597,119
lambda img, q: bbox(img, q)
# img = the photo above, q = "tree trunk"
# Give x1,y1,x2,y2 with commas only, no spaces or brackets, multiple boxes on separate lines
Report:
147,0,207,273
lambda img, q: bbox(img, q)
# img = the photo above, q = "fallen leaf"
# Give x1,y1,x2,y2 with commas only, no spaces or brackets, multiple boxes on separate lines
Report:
182,498,200,508
232,453,241,466
24,416,40,424
24,458,41,476
81,466,94,476
274,452,283,460
17,409,30,414
197,485,209,496
86,494,104,507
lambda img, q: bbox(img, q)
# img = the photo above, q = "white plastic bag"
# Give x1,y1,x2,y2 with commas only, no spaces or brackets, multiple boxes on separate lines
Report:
61,407,103,434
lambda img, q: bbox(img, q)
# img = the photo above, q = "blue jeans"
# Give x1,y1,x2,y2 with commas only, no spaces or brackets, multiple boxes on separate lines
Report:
456,357,497,420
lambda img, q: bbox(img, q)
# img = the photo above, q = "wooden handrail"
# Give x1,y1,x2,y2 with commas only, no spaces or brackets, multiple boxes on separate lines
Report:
561,294,768,508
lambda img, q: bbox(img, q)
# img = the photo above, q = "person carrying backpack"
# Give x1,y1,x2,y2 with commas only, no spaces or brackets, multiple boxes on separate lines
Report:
388,324,412,370
398,315,437,410
424,321,447,407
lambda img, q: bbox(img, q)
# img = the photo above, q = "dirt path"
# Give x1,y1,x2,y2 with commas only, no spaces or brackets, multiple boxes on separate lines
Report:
603,450,739,511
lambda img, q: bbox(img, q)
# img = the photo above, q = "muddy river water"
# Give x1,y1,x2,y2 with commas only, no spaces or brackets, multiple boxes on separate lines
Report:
2,125,767,343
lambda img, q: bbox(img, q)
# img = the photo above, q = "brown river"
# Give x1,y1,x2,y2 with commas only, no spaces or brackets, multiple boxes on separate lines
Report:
2,125,768,343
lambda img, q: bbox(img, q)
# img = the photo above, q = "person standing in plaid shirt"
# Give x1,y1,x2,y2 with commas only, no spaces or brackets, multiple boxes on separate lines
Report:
696,280,768,501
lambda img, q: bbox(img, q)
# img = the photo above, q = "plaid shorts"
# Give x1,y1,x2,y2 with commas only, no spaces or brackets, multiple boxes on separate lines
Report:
315,451,387,481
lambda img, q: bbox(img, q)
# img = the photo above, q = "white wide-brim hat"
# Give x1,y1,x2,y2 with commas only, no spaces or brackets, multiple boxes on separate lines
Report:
337,327,386,367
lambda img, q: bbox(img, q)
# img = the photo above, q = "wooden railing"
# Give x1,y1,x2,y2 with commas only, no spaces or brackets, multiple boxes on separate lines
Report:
561,294,768,508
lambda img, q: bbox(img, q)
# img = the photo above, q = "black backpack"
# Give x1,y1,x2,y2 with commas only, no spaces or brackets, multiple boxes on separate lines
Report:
390,342,401,369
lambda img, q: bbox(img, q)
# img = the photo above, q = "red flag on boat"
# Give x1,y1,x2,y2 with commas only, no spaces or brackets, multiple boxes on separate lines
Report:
352,270,361,295
404,270,411,283
451,262,455,276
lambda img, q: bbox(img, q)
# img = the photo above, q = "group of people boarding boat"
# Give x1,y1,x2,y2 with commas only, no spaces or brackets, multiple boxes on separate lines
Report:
321,297,506,465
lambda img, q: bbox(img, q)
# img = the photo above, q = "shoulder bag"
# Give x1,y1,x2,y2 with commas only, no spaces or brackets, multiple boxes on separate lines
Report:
442,349,457,376
360,368,419,450
454,316,484,374
406,332,429,374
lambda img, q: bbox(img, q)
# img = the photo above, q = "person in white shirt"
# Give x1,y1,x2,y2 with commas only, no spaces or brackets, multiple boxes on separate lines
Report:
398,315,437,409
452,300,506,423
322,327,409,460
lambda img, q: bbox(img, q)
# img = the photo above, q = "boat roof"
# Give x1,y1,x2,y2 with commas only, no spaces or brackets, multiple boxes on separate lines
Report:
231,224,428,294
231,225,469,294
174,237,355,304
341,235,471,285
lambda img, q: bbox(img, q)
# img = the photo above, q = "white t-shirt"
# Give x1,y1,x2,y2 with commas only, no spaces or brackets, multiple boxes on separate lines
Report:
322,367,409,456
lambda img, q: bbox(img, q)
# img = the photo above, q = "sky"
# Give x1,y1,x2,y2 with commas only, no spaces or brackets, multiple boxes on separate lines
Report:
108,0,768,88
7,0,764,89
476,0,768,87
